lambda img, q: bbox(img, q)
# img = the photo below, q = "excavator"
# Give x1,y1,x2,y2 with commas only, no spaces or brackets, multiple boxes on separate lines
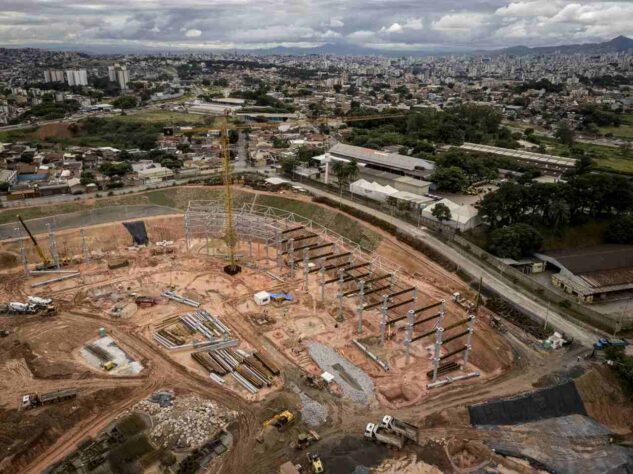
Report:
17,215,69,270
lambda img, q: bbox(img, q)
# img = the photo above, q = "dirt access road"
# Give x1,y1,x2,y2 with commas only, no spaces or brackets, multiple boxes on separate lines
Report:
23,310,259,474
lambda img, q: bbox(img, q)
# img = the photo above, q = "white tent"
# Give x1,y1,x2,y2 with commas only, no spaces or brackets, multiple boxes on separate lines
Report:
349,179,399,203
421,198,481,231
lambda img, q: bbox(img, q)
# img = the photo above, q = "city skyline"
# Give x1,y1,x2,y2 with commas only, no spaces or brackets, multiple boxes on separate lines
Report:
1,1,633,53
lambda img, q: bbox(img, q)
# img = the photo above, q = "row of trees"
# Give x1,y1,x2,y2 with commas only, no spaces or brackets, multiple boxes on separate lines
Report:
478,174,633,231
346,104,519,152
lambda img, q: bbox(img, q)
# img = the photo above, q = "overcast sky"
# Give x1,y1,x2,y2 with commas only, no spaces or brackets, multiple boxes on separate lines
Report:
1,1,632,51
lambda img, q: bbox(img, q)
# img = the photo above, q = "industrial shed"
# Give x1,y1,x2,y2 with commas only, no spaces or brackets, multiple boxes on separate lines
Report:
535,244,633,303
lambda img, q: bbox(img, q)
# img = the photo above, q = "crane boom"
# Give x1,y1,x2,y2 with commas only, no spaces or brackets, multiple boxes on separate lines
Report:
221,112,241,275
17,215,50,267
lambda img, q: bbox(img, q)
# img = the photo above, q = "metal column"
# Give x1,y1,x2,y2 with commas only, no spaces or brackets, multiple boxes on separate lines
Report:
379,295,389,345
336,268,345,321
357,279,365,334
431,327,445,382
404,309,415,365
16,226,29,276
80,228,90,262
462,315,476,367
303,248,310,292
288,238,295,277
47,223,60,269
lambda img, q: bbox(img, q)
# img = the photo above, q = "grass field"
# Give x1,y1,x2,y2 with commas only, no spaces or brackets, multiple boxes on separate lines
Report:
117,110,212,126
599,113,633,140
0,186,382,250
541,137,633,174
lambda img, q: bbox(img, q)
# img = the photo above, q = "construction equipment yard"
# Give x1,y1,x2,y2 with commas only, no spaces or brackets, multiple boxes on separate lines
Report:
0,191,631,474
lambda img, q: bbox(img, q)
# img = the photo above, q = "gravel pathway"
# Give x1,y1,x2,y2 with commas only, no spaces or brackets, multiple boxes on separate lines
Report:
306,341,374,404
288,382,328,427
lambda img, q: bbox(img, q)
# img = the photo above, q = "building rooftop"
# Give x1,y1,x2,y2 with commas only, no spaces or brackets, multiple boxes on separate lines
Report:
329,143,435,173
460,143,576,168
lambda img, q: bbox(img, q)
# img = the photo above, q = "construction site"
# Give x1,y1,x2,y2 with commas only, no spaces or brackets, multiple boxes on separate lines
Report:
0,123,632,473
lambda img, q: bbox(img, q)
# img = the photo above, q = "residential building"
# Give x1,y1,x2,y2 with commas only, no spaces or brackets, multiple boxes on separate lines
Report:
65,69,88,86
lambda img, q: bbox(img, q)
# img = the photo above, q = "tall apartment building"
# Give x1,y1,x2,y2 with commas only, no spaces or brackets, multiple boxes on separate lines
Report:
108,64,129,90
43,70,65,83
65,69,88,86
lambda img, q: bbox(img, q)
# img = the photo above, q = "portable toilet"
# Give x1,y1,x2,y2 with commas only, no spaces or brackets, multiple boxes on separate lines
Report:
99,327,106,337
254,291,271,306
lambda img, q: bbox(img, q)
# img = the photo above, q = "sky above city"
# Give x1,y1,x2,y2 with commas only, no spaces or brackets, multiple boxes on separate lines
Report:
1,0,632,52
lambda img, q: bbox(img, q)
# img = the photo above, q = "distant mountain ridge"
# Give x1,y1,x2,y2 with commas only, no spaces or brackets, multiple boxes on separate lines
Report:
492,35,633,56
6,36,633,58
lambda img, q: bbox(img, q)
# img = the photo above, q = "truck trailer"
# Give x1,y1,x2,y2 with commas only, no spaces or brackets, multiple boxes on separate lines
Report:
22,388,78,409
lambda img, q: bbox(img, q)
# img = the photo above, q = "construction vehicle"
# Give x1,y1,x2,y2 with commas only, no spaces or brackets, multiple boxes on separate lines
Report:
101,361,117,371
263,410,295,431
306,453,324,473
380,415,419,443
134,296,158,308
291,430,321,449
27,296,56,314
7,302,37,314
490,316,508,333
17,215,69,270
364,422,404,449
22,388,78,409
594,338,629,350
0,329,9,337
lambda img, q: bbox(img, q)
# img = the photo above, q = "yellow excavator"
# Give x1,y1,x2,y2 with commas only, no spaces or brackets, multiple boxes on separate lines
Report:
263,410,295,431
17,215,69,270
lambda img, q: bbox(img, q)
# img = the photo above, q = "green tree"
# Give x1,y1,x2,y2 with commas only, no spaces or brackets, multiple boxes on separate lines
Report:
488,223,544,259
280,157,297,176
555,122,575,146
431,202,452,223
573,154,593,175
228,129,239,144
431,166,468,192
605,216,633,245
80,171,96,185
112,95,138,109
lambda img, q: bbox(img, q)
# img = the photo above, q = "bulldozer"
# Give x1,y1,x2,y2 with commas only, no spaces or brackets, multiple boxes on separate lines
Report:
291,430,320,450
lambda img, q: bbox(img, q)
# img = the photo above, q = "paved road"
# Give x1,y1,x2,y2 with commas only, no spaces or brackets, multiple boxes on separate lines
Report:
0,204,181,240
297,181,601,347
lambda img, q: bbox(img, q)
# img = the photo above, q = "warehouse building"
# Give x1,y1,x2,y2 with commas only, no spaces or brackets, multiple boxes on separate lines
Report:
460,143,576,176
535,245,633,303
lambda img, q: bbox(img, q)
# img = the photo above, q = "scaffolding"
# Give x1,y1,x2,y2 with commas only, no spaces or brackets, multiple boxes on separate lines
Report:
183,200,401,276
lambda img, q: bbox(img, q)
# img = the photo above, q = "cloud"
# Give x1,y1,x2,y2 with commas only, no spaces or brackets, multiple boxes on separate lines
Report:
0,0,630,51
495,1,562,18
382,23,403,33
432,12,486,32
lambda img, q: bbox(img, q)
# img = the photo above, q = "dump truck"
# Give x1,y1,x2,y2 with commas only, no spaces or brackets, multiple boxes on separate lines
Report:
594,338,629,350
22,388,78,409
380,415,419,442
364,423,404,449
102,361,117,371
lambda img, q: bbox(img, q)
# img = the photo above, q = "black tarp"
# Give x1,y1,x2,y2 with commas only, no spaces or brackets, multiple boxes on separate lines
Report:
469,381,586,426
122,221,149,245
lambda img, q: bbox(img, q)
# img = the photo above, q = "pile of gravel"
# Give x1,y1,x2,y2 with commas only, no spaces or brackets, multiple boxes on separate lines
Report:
306,341,374,404
288,382,328,427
